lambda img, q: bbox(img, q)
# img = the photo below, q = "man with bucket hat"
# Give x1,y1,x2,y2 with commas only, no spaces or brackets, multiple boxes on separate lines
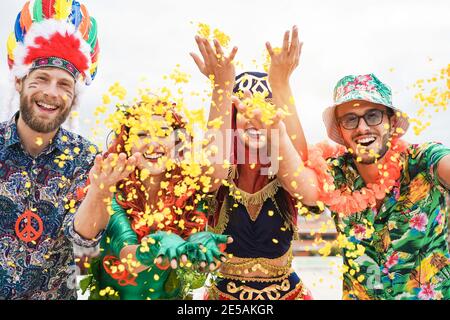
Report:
299,73,450,299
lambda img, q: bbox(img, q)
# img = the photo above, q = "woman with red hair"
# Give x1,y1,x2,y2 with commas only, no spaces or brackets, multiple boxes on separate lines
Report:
83,99,231,300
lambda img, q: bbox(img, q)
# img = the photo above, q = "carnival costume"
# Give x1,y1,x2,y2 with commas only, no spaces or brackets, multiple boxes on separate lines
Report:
82,102,229,300
205,72,313,300
7,0,99,86
308,74,450,299
0,0,101,299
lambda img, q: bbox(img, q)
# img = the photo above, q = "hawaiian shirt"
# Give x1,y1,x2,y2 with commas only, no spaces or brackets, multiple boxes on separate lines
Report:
0,113,102,300
327,142,450,300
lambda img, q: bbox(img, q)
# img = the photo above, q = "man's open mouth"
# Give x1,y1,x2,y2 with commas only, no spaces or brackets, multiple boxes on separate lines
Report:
354,135,377,147
35,100,60,112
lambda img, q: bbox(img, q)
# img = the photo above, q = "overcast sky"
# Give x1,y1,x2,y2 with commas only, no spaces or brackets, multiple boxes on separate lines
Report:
1,0,449,149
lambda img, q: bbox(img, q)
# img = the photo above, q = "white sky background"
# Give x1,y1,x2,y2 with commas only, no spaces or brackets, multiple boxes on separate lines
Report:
0,0,449,150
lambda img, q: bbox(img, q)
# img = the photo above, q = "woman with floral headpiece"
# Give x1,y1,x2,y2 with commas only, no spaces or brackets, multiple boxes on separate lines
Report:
81,98,232,300
190,27,318,300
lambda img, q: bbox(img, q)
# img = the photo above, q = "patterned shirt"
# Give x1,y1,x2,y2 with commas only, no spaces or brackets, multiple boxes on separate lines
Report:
0,113,102,300
327,142,450,300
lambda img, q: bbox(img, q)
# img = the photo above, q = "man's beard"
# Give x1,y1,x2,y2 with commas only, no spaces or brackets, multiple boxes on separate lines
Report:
19,91,72,133
351,133,391,165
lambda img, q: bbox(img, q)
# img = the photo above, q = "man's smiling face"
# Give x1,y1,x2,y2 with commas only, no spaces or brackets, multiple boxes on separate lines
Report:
335,100,395,164
16,67,75,134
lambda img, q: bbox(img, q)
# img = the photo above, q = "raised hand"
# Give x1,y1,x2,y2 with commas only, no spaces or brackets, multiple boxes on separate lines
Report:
266,25,302,87
187,231,233,271
190,36,238,89
265,26,308,159
88,152,137,196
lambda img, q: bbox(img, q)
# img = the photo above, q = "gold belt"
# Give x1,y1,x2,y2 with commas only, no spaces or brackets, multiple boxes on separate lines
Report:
220,248,293,279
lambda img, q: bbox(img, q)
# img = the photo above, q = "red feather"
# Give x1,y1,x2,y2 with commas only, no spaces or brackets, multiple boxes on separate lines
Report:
42,0,56,19
8,56,14,69
25,32,89,76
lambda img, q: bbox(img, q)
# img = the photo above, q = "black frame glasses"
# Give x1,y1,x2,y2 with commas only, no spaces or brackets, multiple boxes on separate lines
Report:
338,109,386,130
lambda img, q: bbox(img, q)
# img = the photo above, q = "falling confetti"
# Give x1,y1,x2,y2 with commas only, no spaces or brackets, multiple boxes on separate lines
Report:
410,64,450,136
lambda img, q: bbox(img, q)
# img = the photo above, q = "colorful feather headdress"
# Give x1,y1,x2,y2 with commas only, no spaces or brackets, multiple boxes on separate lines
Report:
6,0,99,85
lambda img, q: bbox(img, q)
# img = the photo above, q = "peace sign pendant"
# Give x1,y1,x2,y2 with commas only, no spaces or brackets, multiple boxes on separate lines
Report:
15,210,44,243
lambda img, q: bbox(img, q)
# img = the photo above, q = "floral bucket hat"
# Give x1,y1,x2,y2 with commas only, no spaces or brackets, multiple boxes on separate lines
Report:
322,73,410,145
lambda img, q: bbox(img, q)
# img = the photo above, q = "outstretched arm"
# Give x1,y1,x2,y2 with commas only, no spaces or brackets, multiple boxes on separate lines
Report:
190,37,238,192
266,26,308,161
275,121,319,205
74,153,136,239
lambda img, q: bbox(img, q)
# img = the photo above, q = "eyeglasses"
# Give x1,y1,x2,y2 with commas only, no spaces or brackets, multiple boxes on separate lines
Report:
338,109,385,130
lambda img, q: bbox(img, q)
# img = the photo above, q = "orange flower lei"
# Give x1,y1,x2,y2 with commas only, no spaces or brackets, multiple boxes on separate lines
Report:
307,139,409,216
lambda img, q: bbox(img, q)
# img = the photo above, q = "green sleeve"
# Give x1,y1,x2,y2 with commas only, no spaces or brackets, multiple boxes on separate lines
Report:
409,142,450,188
106,196,139,257
196,200,208,214
391,143,450,253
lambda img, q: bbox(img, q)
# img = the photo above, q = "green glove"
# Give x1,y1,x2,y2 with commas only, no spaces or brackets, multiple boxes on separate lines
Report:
135,231,197,267
187,231,230,265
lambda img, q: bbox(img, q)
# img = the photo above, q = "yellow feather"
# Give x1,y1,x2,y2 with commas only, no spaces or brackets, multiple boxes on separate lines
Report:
7,32,17,60
54,0,73,20
89,61,98,74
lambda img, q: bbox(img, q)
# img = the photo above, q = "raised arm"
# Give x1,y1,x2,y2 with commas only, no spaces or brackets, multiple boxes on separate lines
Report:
190,37,238,191
275,120,319,205
266,26,308,161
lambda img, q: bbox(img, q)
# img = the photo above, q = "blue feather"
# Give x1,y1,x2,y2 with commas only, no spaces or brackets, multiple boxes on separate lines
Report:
14,12,25,43
70,1,82,28
91,67,98,82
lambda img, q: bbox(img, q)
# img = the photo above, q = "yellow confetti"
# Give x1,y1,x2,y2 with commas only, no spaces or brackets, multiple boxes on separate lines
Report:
316,201,325,211
196,22,230,48
103,94,111,105
35,137,43,146
410,64,450,135
213,28,230,47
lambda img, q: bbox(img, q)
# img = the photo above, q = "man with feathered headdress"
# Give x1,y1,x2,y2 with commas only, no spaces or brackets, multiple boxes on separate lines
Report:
0,0,134,299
